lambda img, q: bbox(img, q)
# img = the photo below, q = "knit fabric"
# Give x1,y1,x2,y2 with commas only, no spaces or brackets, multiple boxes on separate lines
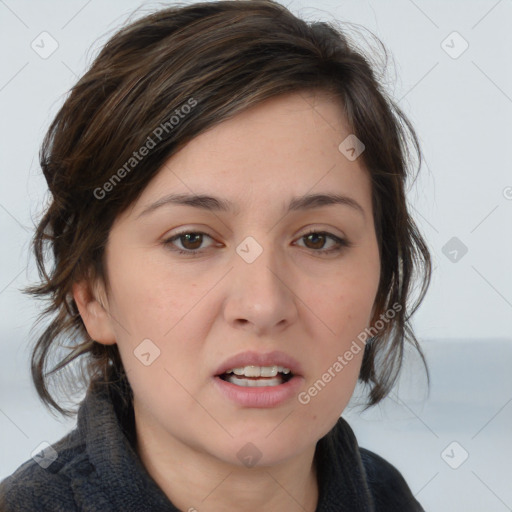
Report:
0,374,425,511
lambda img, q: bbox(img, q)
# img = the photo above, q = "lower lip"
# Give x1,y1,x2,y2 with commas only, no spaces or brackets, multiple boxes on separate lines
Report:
213,375,304,408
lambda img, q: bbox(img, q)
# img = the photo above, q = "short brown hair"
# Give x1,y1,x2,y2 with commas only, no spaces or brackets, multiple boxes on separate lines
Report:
24,0,431,417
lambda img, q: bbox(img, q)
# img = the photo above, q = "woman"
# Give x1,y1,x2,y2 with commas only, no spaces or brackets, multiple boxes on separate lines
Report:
0,1,431,510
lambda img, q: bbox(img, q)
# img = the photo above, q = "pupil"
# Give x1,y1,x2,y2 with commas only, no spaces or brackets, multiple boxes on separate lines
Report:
306,233,324,249
183,233,202,249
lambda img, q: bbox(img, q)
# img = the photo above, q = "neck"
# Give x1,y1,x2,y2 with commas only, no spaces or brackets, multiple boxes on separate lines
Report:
134,413,319,512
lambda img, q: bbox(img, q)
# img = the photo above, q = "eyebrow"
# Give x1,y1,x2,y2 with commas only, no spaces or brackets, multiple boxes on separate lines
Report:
136,192,366,219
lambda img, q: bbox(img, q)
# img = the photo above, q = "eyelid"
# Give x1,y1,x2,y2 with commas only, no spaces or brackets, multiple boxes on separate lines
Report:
164,229,217,247
163,224,346,242
298,224,347,239
161,226,216,242
162,226,351,257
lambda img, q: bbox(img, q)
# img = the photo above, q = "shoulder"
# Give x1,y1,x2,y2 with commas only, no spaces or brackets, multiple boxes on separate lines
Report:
359,447,425,512
0,429,86,512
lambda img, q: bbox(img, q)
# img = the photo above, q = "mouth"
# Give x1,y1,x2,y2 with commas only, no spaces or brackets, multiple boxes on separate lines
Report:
212,350,304,407
218,365,295,387
214,350,303,384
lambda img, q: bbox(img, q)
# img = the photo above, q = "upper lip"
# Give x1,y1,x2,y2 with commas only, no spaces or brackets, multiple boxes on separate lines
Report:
214,350,303,377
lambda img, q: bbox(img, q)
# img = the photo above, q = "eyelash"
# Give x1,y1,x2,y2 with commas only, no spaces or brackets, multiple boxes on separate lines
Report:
162,228,351,257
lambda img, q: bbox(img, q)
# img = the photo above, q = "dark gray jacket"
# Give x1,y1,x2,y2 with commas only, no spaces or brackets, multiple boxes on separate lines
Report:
0,376,425,511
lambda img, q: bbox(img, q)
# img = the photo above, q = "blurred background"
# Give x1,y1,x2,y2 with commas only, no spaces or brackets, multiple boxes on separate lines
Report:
1,1,511,510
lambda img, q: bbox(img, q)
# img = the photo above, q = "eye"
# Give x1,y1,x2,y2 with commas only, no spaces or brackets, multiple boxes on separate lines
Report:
295,229,351,255
162,229,351,257
162,231,216,257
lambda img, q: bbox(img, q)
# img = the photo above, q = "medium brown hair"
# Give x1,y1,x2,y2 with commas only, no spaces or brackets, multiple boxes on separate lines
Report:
24,0,431,417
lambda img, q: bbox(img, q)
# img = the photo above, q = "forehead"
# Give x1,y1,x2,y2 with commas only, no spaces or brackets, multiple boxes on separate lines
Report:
127,90,371,220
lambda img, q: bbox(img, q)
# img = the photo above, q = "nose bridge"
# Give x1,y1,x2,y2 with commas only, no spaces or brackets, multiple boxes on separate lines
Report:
234,232,286,297
224,232,297,330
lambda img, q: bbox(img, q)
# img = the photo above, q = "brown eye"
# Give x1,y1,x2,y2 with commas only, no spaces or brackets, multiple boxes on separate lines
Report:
303,232,327,250
297,230,350,255
178,232,204,250
162,231,215,256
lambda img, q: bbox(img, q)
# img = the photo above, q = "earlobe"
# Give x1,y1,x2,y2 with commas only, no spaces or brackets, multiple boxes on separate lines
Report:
72,279,117,345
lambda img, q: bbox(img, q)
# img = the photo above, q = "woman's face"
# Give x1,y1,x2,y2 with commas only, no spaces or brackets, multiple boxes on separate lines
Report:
78,90,380,468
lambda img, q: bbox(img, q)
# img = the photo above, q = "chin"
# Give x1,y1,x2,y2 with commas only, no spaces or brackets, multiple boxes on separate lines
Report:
211,433,312,470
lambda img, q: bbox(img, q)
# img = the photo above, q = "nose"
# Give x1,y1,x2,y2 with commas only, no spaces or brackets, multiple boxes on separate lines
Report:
222,237,299,335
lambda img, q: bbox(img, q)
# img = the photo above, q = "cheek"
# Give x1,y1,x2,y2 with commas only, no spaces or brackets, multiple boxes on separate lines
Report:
106,251,198,339
294,255,378,421
306,260,379,339
105,256,210,390
297,349,364,441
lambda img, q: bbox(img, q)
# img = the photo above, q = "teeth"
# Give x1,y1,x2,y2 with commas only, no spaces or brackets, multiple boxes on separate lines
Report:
226,375,283,387
260,366,278,377
225,365,291,377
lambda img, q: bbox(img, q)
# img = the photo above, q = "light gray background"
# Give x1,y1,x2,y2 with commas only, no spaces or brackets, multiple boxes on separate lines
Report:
1,1,511,511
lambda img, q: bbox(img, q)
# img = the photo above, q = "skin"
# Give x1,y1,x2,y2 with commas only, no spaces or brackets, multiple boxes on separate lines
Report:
73,90,381,512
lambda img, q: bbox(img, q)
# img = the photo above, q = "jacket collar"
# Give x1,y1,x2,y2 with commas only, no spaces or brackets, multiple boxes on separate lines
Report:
74,376,177,511
70,372,375,511
315,417,375,511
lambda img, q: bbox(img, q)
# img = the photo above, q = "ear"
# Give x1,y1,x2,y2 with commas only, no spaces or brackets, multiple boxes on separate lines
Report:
72,277,117,345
